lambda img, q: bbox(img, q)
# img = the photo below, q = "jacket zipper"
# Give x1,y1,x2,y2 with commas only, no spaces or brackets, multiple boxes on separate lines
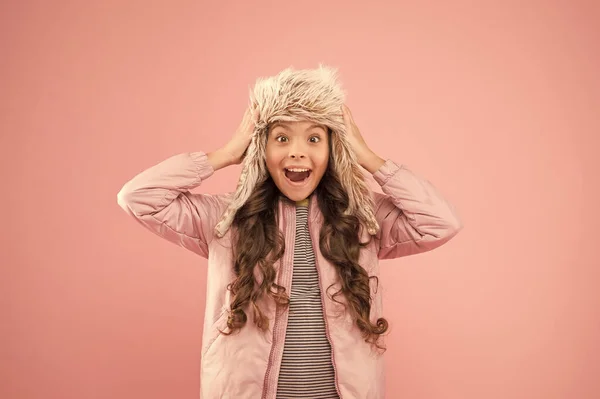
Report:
261,202,292,399
307,204,343,398
261,302,280,399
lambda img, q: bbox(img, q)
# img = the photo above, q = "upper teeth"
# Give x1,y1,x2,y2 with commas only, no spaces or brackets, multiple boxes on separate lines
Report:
287,168,310,172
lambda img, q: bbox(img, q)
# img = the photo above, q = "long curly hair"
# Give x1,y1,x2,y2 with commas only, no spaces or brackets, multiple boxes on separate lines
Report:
219,130,389,353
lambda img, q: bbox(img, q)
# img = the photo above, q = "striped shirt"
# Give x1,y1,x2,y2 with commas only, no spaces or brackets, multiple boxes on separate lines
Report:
276,200,339,399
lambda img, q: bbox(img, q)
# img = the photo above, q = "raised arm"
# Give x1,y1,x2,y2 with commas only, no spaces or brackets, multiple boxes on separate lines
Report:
116,150,234,258
117,108,258,258
371,159,463,259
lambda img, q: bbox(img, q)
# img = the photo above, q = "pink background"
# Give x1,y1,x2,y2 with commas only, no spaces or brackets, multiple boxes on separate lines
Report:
2,0,599,398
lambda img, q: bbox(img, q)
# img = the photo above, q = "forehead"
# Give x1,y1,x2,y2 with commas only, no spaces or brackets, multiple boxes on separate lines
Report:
269,121,327,133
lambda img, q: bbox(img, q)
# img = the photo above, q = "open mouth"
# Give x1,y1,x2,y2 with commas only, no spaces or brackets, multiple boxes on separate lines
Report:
284,168,312,185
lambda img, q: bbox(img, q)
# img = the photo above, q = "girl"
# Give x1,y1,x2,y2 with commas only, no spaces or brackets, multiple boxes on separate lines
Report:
117,65,463,399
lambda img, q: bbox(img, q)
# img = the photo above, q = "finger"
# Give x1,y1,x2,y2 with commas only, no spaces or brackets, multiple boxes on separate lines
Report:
341,109,349,132
343,104,355,126
246,108,256,125
242,108,250,123
345,105,355,123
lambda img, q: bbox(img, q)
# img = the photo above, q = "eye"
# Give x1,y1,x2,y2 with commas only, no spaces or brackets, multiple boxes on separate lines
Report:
275,135,288,142
309,136,321,143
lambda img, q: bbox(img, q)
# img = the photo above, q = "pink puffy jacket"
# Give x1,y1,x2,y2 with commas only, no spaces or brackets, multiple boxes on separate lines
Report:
117,151,463,399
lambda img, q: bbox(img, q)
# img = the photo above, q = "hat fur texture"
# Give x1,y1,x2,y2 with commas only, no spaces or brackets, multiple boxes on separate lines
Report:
214,64,380,238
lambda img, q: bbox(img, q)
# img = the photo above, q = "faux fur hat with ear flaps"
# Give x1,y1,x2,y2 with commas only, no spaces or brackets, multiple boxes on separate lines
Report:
213,64,380,238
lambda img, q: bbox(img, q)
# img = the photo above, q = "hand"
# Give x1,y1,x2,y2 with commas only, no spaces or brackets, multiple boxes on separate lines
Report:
223,107,260,165
341,104,385,173
341,104,371,163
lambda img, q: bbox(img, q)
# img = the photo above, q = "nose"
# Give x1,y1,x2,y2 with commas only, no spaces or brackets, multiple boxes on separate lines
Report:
288,141,307,159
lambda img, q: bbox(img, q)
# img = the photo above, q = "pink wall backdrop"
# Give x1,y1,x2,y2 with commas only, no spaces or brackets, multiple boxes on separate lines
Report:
2,0,598,398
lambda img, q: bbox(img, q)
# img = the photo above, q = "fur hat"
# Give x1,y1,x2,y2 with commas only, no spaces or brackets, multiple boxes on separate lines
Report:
213,64,380,238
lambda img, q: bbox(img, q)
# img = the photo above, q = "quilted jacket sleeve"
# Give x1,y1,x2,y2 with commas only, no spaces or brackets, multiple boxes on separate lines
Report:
116,151,230,259
371,159,463,259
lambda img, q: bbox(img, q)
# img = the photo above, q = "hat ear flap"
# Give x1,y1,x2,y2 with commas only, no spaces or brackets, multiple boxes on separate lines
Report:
329,129,380,236
214,123,267,238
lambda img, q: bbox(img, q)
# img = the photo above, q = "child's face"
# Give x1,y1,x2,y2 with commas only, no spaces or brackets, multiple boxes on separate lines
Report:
265,120,330,202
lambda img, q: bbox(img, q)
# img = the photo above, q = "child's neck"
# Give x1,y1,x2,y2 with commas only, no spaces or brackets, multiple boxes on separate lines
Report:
295,198,309,206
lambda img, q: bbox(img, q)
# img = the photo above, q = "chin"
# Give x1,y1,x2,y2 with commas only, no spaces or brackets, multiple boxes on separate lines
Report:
276,183,316,202
280,190,312,202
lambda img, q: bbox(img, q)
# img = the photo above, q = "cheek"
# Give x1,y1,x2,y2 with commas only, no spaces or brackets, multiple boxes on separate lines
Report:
316,148,330,169
265,149,281,173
